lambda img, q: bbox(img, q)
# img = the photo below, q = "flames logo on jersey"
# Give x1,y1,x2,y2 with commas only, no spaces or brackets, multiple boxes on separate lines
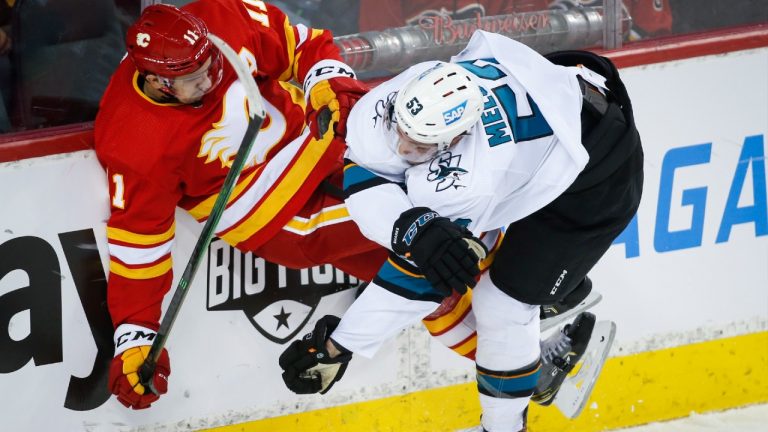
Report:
198,80,286,168
427,151,468,192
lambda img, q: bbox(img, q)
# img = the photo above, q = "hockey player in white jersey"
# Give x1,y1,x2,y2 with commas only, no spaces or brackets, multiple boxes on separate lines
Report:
279,31,643,431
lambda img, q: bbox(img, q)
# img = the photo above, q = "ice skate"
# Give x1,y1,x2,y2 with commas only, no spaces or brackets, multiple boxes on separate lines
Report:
532,312,596,406
532,312,617,418
540,277,602,332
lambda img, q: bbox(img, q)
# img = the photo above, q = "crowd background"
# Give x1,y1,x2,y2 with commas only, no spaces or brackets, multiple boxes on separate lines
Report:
0,0,764,135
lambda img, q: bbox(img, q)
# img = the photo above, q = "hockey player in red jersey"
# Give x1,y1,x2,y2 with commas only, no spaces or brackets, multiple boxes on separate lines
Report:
95,0,388,410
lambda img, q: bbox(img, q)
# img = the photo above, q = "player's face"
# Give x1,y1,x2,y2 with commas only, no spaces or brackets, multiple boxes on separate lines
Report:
395,127,440,164
168,57,217,104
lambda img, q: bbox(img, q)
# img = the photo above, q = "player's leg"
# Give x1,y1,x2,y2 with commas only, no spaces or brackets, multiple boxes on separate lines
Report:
420,228,504,361
252,168,388,281
473,274,540,432
486,146,641,414
422,289,478,360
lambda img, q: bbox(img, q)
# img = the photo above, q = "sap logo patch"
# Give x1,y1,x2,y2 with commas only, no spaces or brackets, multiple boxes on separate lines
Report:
443,100,468,125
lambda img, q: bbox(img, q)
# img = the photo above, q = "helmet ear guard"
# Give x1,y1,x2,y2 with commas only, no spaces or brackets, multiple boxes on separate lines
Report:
394,62,484,148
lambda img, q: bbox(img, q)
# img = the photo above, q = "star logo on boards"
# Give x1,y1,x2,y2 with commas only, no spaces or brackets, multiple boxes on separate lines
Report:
206,238,360,344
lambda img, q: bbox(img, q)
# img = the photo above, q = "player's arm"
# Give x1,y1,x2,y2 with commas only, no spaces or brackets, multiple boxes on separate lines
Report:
280,157,486,394
249,1,367,137
279,281,438,394
344,153,487,296
104,164,178,409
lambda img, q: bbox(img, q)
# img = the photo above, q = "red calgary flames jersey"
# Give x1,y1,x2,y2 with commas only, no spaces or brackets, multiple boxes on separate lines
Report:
358,0,551,31
95,0,346,329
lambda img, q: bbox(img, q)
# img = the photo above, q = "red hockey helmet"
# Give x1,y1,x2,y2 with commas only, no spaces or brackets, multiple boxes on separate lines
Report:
126,4,222,82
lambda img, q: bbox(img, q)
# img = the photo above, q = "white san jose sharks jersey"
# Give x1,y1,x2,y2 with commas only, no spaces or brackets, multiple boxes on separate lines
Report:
334,31,594,358
344,31,589,247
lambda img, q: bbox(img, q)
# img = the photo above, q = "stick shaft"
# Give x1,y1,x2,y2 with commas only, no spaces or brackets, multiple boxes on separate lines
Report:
139,33,266,392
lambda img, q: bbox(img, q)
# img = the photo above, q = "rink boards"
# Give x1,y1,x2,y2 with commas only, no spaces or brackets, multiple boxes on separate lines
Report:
0,37,766,432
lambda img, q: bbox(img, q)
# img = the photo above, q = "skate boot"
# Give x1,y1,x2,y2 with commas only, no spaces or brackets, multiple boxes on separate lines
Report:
540,277,601,332
531,312,596,406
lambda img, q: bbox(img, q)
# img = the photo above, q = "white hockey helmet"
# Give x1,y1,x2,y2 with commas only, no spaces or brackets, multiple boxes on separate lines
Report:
394,62,484,150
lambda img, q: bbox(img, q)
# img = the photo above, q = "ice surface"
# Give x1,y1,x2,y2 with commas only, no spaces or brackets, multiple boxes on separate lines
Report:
612,404,768,431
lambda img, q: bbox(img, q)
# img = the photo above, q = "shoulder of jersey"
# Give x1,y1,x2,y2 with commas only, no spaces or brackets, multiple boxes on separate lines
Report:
96,78,184,171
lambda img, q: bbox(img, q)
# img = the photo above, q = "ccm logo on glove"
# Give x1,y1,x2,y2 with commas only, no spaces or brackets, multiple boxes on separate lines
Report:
392,207,487,296
109,324,170,410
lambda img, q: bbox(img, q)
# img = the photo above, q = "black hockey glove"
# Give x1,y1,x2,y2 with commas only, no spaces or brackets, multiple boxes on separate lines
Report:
391,207,487,296
279,315,352,395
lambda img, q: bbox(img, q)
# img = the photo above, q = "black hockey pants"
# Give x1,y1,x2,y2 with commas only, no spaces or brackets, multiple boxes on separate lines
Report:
489,51,644,305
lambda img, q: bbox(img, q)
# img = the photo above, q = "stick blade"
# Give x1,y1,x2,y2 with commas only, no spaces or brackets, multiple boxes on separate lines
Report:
553,320,616,419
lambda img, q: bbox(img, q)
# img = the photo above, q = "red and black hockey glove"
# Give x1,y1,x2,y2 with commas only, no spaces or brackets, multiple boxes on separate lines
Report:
304,61,368,138
279,315,352,395
392,207,487,296
109,324,170,409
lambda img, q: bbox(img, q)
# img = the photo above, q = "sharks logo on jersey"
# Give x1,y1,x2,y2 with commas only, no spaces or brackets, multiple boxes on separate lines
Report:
427,151,469,191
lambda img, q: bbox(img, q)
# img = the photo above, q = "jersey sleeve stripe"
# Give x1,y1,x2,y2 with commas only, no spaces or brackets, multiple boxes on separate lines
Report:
106,222,175,246
309,28,324,41
278,16,298,82
187,168,261,221
219,129,335,245
284,204,351,235
372,257,444,303
109,256,172,280
295,23,309,49
108,240,174,266
343,163,394,197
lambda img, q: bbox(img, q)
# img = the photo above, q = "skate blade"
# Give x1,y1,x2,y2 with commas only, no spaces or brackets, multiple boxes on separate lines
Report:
540,292,603,332
553,320,616,419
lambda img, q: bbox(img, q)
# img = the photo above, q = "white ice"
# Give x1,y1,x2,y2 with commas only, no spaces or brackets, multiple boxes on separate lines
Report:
612,404,768,431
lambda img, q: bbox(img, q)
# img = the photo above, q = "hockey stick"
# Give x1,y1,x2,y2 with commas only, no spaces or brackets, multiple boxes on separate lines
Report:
138,33,266,394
